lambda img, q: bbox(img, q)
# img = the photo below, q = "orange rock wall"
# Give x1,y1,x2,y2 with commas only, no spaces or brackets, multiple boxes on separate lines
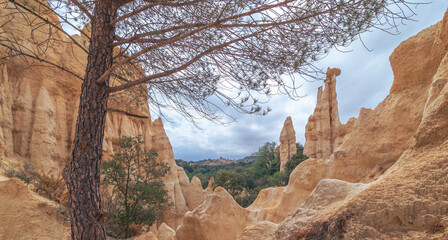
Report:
0,1,206,232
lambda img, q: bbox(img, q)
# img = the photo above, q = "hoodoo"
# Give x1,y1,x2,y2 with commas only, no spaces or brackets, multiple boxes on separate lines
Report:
303,68,355,159
279,116,297,172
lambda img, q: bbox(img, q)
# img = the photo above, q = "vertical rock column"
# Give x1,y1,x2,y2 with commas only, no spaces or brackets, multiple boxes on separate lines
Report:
326,68,341,155
0,64,13,157
279,116,297,172
304,68,345,159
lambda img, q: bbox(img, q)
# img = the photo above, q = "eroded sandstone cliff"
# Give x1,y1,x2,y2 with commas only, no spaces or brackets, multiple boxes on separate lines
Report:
0,1,207,236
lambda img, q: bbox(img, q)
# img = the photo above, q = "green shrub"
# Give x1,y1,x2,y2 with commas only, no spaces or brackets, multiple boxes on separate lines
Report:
102,136,170,238
234,187,262,208
215,167,252,196
250,142,280,179
4,161,39,184
268,171,288,186
235,194,258,208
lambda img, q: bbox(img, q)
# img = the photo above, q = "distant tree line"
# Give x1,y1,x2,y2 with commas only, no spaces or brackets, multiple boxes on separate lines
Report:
177,142,308,207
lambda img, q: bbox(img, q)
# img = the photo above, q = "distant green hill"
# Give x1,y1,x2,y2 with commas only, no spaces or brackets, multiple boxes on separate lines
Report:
175,143,307,207
176,156,256,167
175,156,255,189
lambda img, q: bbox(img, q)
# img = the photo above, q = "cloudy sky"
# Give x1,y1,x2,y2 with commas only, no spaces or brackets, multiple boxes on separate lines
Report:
159,2,448,161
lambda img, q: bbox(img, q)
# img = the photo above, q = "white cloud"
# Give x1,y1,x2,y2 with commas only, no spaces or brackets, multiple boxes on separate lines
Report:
161,2,448,161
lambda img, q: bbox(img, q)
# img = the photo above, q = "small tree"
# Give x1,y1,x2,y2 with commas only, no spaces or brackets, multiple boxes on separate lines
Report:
215,167,252,196
101,136,170,238
285,143,307,173
279,143,308,185
251,142,280,180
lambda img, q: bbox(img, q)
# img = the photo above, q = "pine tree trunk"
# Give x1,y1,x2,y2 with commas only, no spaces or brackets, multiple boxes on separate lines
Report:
65,1,117,239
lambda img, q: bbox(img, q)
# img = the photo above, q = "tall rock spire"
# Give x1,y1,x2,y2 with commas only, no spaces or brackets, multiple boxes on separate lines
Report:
303,68,355,159
279,116,297,172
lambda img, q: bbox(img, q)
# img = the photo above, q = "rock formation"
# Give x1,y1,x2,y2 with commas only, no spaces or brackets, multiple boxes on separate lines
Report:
0,177,71,239
176,187,257,240
273,179,370,239
0,2,208,234
278,116,297,171
237,221,278,240
303,68,355,159
141,223,176,240
0,64,13,158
